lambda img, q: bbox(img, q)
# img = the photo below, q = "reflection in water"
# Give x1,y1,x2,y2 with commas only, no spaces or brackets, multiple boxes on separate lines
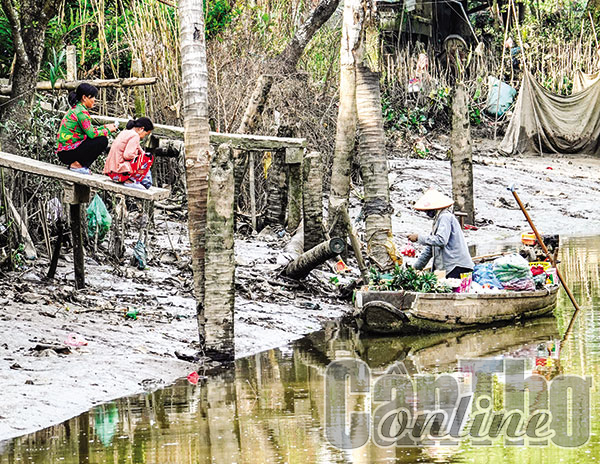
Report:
1,237,600,463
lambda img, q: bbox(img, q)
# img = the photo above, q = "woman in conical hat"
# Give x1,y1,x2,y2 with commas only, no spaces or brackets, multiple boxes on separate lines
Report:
407,188,474,279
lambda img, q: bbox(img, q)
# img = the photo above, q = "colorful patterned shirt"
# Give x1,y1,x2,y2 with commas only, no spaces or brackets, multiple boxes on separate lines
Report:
56,103,111,153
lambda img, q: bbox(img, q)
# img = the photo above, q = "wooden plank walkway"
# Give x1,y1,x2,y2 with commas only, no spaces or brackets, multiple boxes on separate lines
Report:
0,151,170,201
0,150,171,289
87,115,307,150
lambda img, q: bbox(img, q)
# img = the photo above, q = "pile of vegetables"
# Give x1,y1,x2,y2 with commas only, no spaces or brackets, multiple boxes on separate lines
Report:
369,266,452,293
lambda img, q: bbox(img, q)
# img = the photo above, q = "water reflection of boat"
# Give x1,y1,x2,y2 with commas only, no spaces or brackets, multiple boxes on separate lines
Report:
295,317,559,374
355,317,559,372
354,286,559,335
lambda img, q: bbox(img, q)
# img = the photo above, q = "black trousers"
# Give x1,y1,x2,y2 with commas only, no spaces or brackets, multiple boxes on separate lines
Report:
447,266,473,279
58,136,108,168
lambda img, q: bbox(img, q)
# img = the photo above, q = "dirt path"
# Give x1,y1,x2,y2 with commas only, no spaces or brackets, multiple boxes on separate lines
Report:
1,146,599,441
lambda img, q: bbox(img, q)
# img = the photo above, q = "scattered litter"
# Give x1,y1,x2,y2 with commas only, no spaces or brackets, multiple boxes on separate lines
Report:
334,259,350,273
46,198,64,224
86,195,112,241
132,241,147,270
485,76,517,117
124,309,139,320
64,333,88,347
187,371,200,385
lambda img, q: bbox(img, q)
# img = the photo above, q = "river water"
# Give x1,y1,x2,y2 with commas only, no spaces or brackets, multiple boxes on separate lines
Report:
1,236,599,463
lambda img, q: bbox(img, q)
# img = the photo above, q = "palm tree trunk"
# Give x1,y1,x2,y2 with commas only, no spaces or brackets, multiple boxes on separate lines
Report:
204,144,236,360
179,0,211,349
355,65,394,270
327,0,362,241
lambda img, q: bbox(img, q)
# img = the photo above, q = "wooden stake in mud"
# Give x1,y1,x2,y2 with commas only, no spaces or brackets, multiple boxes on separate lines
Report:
65,183,90,289
46,220,64,280
66,45,77,81
450,82,475,225
509,186,582,336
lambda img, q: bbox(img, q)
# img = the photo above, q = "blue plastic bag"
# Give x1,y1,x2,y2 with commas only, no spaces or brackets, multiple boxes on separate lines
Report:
473,263,504,289
486,76,517,117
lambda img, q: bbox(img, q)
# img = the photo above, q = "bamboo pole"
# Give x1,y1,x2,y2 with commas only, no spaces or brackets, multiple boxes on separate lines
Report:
66,45,77,81
509,187,582,343
0,77,157,95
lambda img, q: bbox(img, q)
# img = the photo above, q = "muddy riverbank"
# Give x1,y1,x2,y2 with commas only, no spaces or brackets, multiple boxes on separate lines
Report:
1,145,600,441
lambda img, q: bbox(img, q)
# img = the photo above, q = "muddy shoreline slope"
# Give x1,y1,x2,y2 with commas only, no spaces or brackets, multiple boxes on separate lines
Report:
2,148,600,441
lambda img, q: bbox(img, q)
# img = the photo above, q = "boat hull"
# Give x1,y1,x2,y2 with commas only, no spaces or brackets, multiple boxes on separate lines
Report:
354,286,559,334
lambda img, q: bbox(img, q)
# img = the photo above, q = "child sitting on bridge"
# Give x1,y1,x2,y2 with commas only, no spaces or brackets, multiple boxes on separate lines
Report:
56,83,117,175
103,117,154,189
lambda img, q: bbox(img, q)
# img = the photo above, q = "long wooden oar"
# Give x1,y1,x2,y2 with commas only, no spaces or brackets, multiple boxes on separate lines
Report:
509,186,582,343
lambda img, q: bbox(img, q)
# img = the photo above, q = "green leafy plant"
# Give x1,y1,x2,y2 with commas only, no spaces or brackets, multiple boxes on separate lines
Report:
369,265,452,293
469,105,482,126
47,48,66,88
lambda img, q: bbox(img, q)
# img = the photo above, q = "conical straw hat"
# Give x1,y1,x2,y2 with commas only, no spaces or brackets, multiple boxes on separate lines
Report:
413,188,454,211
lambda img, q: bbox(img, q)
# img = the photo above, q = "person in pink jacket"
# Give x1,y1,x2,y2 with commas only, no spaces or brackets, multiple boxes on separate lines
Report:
104,117,154,189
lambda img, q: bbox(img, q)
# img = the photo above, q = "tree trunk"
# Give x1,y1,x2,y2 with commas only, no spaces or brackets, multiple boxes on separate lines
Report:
179,0,211,350
303,151,326,252
327,0,362,242
204,144,235,360
450,83,475,225
284,238,346,279
355,65,394,270
0,0,62,151
235,0,341,140
279,0,342,73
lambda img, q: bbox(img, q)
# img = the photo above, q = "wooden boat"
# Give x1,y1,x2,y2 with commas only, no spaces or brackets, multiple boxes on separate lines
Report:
354,285,560,334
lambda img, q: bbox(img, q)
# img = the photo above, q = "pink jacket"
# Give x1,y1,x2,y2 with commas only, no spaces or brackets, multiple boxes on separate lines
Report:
103,129,144,174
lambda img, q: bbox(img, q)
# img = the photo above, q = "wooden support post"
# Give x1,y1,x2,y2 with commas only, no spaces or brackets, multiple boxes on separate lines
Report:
302,151,325,252
70,203,85,289
265,150,287,228
46,220,63,280
284,238,346,279
131,58,146,117
204,143,235,360
450,82,475,225
248,151,257,231
66,183,90,290
110,195,126,259
66,45,77,81
286,147,303,232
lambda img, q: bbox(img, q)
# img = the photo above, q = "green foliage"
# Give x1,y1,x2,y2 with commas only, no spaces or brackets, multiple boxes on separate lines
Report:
11,244,25,269
44,48,66,88
0,99,61,159
369,265,452,293
382,84,452,134
469,106,482,126
0,11,14,77
205,0,239,39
